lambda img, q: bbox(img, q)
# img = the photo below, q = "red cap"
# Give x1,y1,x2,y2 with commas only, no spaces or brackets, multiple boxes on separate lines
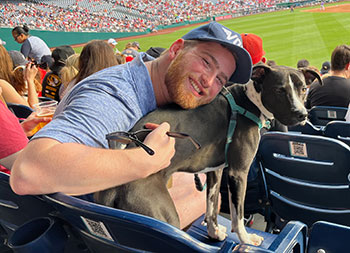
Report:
241,33,265,65
125,56,134,62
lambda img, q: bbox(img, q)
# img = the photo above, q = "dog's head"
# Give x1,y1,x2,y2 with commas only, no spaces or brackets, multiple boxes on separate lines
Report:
251,64,322,126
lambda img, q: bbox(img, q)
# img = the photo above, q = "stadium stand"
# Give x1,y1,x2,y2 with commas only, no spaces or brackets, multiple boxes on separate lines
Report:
0,0,282,33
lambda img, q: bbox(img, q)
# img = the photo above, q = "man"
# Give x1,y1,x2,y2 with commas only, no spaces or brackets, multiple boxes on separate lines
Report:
41,45,75,101
241,33,266,65
306,45,350,109
122,41,141,58
297,58,310,69
11,22,252,228
107,38,119,53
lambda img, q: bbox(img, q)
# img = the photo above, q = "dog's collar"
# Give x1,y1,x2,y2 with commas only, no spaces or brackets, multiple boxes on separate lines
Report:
245,81,274,128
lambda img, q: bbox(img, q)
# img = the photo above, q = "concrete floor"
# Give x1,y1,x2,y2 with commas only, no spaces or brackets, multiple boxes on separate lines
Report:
219,212,267,231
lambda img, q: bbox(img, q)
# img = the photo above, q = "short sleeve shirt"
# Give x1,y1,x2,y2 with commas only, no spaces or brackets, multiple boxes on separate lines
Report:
32,53,157,148
0,101,28,159
21,36,51,63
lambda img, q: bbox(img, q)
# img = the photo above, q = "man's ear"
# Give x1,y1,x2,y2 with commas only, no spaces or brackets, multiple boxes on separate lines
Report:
168,39,185,59
346,62,350,71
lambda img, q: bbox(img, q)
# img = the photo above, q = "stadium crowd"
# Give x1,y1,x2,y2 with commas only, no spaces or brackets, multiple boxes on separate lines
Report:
0,0,283,33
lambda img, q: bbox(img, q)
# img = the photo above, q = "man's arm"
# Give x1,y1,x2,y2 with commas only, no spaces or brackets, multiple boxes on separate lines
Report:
10,122,175,196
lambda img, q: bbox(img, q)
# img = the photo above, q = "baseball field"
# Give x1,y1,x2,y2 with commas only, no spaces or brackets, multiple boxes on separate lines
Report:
93,1,350,70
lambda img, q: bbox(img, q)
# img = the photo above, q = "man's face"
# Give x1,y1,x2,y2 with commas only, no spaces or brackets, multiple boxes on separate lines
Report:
165,41,236,109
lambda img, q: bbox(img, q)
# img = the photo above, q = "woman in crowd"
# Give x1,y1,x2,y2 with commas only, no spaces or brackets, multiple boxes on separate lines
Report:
12,25,51,64
0,86,51,173
59,54,80,99
0,45,39,108
59,40,119,98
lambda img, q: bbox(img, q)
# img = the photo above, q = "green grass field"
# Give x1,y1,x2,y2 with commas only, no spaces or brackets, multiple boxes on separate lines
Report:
86,1,350,70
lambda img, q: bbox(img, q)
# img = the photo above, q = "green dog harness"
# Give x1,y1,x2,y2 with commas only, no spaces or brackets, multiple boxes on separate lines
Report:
221,86,266,166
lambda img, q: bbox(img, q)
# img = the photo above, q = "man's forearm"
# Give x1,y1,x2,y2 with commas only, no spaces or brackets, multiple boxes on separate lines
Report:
10,138,156,196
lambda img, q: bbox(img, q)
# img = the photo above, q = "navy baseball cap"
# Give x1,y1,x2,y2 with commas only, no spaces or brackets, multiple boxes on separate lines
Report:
182,22,252,84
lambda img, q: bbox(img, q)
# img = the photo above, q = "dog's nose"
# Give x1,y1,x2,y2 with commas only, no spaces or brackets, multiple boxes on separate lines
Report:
293,109,308,121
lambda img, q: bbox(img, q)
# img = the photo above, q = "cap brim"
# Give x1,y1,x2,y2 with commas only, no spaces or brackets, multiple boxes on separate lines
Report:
186,38,252,84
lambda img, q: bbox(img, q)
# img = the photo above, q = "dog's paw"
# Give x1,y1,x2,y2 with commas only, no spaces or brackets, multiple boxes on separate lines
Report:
246,233,264,246
218,224,227,234
208,224,227,241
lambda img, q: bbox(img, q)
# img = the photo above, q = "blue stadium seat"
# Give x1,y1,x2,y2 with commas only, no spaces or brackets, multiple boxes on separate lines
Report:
0,172,55,250
257,132,350,230
6,103,34,119
44,192,307,252
287,121,323,136
323,120,350,146
308,105,348,127
307,221,350,252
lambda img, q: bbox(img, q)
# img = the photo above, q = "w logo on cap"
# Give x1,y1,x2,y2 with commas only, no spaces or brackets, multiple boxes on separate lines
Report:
222,28,242,48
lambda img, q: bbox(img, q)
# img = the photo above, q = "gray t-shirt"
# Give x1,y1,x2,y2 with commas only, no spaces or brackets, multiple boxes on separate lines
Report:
21,36,51,63
32,53,157,148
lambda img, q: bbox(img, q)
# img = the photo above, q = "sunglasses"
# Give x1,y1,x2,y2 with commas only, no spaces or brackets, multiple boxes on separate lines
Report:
106,129,201,156
14,33,22,41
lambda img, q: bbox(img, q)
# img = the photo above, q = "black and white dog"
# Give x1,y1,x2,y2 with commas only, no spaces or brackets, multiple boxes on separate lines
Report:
95,64,321,245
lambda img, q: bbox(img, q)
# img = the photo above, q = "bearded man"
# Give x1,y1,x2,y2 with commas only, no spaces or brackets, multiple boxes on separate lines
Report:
11,22,252,228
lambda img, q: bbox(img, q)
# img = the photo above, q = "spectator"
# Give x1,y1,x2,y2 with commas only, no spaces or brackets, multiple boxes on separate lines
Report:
306,45,350,109
0,86,51,173
146,47,166,58
41,45,75,101
266,60,277,66
60,40,118,98
12,65,42,100
241,33,266,65
37,55,55,84
107,38,119,53
122,41,140,59
11,22,252,229
115,52,126,65
59,54,80,99
0,45,39,108
320,61,331,75
12,25,51,64
297,59,310,68
8,50,28,68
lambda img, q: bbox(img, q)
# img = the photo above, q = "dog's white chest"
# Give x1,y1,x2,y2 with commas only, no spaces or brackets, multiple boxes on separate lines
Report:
197,163,226,173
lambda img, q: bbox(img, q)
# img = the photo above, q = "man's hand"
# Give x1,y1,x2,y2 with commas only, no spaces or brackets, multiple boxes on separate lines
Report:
143,122,176,173
21,112,52,136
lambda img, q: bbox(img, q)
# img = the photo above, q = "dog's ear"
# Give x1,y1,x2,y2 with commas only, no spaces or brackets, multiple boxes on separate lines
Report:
251,64,271,92
300,67,323,86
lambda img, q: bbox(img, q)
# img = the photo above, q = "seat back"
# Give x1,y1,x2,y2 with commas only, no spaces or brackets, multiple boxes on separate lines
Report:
287,121,322,136
6,103,34,119
44,193,223,253
308,106,347,126
257,132,350,228
323,120,350,146
307,221,350,252
0,172,55,236
44,193,308,253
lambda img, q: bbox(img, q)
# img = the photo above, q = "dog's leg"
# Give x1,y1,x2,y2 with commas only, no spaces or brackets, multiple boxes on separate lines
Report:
204,169,227,241
227,168,263,246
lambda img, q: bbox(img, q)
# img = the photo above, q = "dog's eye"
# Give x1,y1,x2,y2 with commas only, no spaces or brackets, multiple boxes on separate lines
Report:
301,87,307,94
